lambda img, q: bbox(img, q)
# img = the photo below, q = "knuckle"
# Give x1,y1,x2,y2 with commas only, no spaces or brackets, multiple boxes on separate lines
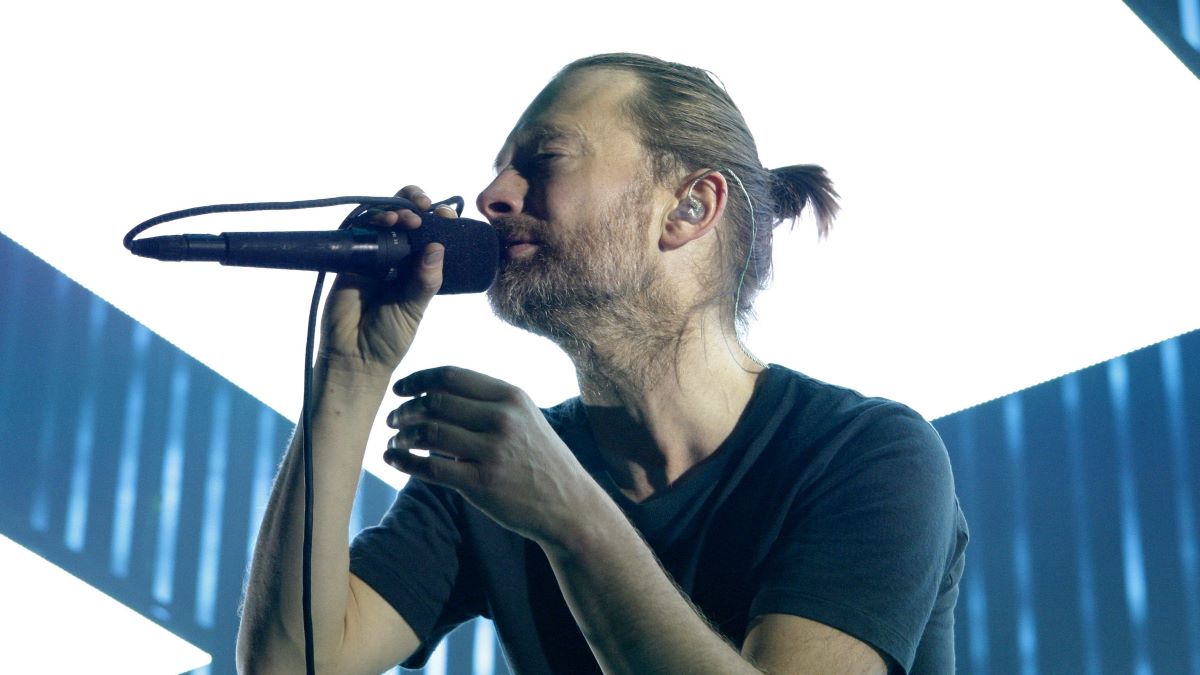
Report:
501,388,525,406
412,421,431,445
493,409,517,434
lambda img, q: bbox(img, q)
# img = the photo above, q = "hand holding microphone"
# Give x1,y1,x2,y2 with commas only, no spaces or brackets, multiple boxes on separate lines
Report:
126,187,500,378
321,186,455,378
127,192,499,294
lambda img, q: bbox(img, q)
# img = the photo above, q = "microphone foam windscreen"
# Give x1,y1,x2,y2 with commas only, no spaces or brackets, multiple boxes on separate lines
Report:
409,214,500,294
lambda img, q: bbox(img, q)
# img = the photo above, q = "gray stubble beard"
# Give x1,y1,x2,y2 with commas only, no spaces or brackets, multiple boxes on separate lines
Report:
486,191,690,398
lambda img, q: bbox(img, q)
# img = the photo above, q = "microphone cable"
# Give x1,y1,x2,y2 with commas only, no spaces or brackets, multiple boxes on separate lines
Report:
125,195,465,675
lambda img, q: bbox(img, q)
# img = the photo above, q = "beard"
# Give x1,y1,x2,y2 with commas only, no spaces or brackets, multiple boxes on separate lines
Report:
486,183,678,350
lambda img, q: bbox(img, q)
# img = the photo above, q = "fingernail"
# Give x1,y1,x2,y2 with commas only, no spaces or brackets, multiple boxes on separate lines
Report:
393,378,408,395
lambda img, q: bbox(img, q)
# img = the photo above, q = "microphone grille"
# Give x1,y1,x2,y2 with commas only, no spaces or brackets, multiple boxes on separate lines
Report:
410,215,500,294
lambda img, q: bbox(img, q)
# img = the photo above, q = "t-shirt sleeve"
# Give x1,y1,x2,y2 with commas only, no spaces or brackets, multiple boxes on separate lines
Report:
748,403,961,674
349,477,483,669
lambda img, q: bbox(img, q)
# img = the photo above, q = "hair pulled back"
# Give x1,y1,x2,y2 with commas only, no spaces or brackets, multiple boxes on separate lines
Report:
550,53,840,326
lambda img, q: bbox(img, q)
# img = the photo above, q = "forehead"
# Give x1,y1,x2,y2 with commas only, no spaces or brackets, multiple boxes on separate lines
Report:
494,68,643,168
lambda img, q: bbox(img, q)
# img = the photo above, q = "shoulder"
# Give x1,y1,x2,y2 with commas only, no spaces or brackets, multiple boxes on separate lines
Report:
747,368,964,671
752,365,958,548
762,364,947,472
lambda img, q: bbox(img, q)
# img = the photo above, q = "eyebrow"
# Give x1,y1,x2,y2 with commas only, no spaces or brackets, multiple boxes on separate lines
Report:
492,123,586,172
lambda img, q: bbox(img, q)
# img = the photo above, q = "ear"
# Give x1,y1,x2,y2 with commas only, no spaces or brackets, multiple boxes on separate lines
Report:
660,169,728,251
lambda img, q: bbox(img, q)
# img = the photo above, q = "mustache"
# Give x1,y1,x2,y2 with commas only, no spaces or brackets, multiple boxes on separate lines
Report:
493,215,551,245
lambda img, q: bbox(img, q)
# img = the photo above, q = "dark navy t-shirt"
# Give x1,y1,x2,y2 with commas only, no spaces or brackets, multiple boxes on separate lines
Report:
350,365,968,674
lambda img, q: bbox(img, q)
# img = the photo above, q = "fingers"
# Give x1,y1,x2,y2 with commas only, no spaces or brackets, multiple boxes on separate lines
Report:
394,186,460,226
394,366,521,403
432,202,459,219
385,367,526,466
385,416,487,461
395,185,432,211
384,446,477,488
365,185,457,231
387,185,427,230
384,389,507,463
388,390,503,433
402,243,443,300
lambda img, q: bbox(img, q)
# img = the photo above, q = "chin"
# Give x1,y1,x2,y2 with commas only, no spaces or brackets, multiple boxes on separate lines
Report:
486,264,588,342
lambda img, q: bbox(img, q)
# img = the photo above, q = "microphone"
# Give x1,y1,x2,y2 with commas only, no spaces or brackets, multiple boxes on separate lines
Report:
129,213,500,294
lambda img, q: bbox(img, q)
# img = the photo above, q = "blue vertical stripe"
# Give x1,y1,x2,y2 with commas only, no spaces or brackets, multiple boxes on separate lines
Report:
473,619,497,675
1160,339,1200,675
426,639,448,675
153,353,192,605
1182,0,1200,49
956,411,991,674
966,569,990,672
65,295,108,552
30,273,72,532
1003,395,1040,675
1107,357,1153,675
65,391,96,550
195,381,232,628
111,324,151,577
1061,373,1103,675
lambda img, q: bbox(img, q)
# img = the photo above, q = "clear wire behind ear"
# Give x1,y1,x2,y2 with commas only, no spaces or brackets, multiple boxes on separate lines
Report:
725,168,765,368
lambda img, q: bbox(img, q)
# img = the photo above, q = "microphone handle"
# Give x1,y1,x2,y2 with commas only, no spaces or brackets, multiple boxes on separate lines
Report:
139,228,415,279
223,228,413,279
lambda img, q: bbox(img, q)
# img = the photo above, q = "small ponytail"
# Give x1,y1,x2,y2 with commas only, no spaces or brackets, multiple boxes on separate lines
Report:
769,164,840,238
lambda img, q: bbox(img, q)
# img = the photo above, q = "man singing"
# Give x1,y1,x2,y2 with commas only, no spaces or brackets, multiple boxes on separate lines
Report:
237,53,967,675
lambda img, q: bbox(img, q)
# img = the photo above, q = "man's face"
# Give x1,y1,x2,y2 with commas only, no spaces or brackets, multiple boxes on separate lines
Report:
478,69,670,340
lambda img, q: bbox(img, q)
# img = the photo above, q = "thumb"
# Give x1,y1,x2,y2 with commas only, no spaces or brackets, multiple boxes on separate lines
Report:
407,243,444,300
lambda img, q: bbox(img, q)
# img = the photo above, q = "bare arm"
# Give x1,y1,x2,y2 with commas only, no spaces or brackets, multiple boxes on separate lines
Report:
236,366,420,675
544,492,886,675
236,187,450,675
384,367,888,675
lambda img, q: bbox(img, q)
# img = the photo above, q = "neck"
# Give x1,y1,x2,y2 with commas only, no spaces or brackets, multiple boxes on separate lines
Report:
560,307,764,502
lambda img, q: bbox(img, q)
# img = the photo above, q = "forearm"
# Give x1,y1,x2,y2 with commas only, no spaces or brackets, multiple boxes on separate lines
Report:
237,363,391,672
542,493,761,675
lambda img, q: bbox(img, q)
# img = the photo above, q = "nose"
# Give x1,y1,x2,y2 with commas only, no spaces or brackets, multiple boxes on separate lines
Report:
476,168,526,223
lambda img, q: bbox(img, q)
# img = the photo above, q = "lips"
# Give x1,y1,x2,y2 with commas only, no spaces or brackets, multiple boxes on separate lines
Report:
503,235,540,247
504,238,541,259
495,217,546,259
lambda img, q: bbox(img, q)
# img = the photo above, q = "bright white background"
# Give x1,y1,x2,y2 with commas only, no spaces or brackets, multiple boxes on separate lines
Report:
1,1,1198,672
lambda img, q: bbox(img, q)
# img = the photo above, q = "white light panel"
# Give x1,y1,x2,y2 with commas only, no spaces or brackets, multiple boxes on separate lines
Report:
0,0,1197,660
0,534,210,674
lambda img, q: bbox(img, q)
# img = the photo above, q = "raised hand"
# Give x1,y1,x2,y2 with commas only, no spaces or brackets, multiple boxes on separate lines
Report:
318,185,456,379
384,366,605,548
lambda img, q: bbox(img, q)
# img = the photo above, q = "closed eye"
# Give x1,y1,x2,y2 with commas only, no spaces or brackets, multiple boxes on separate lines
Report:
512,152,561,178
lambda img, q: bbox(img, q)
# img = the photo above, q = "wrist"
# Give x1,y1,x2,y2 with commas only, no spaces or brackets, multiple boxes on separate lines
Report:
314,355,393,396
542,481,629,560
315,354,396,392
